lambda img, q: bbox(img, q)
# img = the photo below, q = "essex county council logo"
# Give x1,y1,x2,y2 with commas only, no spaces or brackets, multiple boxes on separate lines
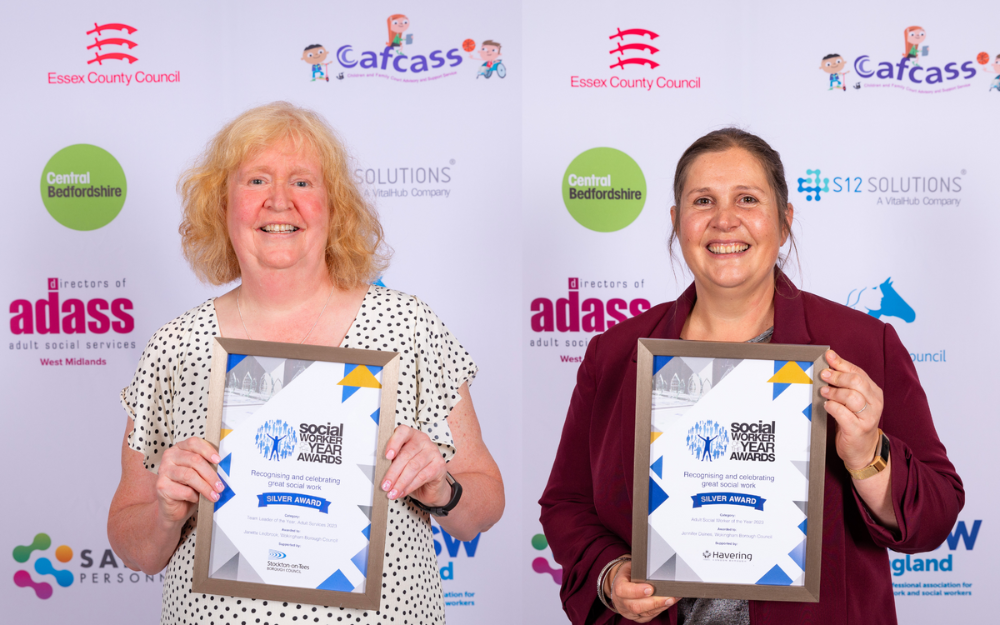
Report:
12,533,74,599
686,420,729,462
255,419,299,461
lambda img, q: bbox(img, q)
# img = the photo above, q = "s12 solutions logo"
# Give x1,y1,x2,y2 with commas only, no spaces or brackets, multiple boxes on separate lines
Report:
48,21,180,86
795,166,963,208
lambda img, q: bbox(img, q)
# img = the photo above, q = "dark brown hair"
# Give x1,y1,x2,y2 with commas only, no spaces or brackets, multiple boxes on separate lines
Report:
669,127,797,272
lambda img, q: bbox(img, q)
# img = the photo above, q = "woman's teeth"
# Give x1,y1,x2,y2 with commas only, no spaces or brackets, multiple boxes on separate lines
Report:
708,243,749,255
261,224,298,233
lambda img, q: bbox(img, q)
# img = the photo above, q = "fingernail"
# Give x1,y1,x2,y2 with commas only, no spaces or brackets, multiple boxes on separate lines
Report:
211,454,221,463
382,480,391,491
829,350,838,359
644,588,652,596
386,449,396,460
388,489,398,499
821,370,831,379
216,482,224,492
211,492,219,501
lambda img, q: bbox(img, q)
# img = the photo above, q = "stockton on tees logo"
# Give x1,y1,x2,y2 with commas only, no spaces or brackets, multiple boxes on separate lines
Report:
797,169,829,202
686,420,729,462
562,148,646,232
86,22,138,65
608,27,660,70
40,145,127,231
12,533,74,599
255,420,299,461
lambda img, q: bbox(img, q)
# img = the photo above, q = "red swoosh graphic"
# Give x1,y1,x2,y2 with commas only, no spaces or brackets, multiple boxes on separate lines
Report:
609,43,660,55
87,37,138,51
86,22,138,36
608,28,659,41
610,57,660,70
88,52,139,65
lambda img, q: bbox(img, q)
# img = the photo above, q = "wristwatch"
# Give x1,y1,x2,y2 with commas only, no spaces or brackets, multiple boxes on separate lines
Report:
846,429,890,480
408,472,463,517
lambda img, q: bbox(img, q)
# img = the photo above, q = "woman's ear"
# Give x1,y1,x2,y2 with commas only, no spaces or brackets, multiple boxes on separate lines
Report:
782,203,794,244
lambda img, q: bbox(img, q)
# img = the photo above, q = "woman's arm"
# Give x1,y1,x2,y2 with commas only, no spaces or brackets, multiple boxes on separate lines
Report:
379,382,504,541
108,417,225,574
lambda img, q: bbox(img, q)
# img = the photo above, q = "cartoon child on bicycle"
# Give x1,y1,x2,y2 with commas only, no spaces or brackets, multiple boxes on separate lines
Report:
468,40,506,79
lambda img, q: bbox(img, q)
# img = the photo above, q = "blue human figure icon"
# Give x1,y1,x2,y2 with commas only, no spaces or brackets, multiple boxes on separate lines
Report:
698,434,718,461
267,434,287,460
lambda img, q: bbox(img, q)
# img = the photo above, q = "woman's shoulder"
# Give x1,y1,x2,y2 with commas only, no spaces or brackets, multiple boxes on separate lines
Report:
365,285,445,321
591,300,676,356
139,299,218,354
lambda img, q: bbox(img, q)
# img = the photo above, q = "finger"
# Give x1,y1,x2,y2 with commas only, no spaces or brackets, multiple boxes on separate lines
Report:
166,448,225,493
395,456,446,500
614,579,655,601
383,425,414,462
824,399,869,435
820,386,868,413
825,350,868,379
381,433,423,493
156,476,201,505
820,368,866,394
174,437,222,464
620,595,672,616
161,463,220,501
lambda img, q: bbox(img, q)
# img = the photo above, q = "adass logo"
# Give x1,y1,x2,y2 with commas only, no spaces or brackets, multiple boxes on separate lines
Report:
48,22,181,86
571,27,701,92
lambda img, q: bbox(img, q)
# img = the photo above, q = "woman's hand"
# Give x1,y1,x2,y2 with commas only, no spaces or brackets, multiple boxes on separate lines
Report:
820,350,884,470
381,424,451,506
607,559,680,623
155,437,225,526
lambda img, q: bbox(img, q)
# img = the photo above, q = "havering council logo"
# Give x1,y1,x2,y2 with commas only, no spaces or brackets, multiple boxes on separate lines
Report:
686,420,730,462
256,419,299,461
12,533,74,599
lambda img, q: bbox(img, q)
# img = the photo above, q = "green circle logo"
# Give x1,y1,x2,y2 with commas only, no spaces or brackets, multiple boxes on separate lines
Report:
562,147,646,232
40,144,127,231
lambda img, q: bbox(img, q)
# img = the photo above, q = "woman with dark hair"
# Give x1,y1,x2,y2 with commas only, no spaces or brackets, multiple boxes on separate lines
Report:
539,128,962,624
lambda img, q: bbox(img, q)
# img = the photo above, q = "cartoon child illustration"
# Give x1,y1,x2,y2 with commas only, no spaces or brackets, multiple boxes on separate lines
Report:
302,44,330,82
387,14,410,55
468,40,505,79
820,53,850,91
980,53,1000,92
903,26,926,67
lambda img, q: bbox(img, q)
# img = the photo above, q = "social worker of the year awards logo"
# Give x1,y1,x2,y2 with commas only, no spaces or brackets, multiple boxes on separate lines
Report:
12,531,165,600
569,27,700,91
47,21,180,86
299,13,509,84
795,166,963,208
814,25,998,94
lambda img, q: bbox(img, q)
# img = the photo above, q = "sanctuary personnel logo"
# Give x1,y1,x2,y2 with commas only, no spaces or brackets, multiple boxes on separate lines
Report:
41,145,127,231
12,533,73,599
686,420,729,462
255,420,299,461
562,148,646,232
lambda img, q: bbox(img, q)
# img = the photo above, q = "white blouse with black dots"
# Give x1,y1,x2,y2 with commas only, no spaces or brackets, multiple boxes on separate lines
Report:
121,285,478,625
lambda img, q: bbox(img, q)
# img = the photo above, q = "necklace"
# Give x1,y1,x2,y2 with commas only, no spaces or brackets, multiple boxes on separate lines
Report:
236,285,335,343
746,326,774,344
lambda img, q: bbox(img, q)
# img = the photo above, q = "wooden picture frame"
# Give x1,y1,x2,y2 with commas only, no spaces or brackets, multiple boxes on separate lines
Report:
192,337,400,609
632,339,829,602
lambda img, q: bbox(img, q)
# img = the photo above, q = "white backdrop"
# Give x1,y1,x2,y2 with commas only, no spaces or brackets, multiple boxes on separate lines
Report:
2,1,992,623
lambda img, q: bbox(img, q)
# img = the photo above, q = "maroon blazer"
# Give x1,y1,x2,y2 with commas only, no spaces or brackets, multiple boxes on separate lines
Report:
539,275,964,625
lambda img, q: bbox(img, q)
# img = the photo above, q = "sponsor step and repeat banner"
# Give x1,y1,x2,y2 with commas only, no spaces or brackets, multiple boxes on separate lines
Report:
1,1,993,623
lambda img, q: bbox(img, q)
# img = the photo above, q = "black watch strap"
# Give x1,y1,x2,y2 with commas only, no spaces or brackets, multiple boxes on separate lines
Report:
408,473,463,517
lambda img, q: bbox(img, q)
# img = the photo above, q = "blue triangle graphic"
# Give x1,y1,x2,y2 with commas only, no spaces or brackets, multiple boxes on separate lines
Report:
214,476,236,511
802,403,812,421
650,456,663,479
798,519,808,535
788,539,807,570
757,564,793,586
367,365,383,376
344,363,358,376
653,356,673,375
773,383,791,399
649,477,668,514
317,569,353,591
226,354,246,372
362,524,371,540
370,408,381,425
351,544,369,576
796,361,813,373
774,360,789,374
342,385,360,402
218,453,232,476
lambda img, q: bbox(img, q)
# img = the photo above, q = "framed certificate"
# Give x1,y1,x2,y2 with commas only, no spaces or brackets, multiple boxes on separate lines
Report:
192,337,399,609
632,339,829,602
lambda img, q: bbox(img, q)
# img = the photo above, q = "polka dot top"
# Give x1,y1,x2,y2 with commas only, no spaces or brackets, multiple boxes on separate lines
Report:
120,285,478,625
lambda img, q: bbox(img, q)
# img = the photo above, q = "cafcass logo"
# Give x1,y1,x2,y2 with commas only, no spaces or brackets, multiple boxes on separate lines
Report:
41,144,127,230
570,27,701,92
563,148,646,232
48,21,181,86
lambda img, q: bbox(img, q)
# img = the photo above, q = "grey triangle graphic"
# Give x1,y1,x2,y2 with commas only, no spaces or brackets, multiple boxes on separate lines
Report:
676,554,702,582
354,579,367,593
212,553,240,581
358,504,372,520
238,554,265,584
651,554,676,581
647,524,676,575
652,424,661,433
793,501,808,515
791,460,809,479
793,573,804,586
357,464,375,484
209,526,240,576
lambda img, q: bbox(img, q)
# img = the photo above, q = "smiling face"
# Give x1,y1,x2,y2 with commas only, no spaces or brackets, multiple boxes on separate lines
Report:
480,45,500,61
907,29,926,46
390,17,409,34
671,148,791,294
302,47,328,64
821,55,845,73
227,138,330,279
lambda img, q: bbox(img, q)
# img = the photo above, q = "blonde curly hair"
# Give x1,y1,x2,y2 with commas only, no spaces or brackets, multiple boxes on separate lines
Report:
178,101,389,288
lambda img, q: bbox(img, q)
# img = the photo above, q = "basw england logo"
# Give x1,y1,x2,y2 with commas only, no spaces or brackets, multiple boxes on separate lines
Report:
686,420,729,462
255,420,299,461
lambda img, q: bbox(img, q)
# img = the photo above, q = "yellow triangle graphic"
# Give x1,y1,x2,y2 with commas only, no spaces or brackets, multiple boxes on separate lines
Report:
767,362,812,385
337,365,382,389
651,432,663,444
220,429,233,440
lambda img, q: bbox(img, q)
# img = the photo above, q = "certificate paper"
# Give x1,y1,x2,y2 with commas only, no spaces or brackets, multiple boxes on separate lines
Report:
193,338,398,609
632,340,828,602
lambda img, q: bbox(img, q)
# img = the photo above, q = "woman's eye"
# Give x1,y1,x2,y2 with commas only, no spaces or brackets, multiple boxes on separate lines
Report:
738,195,758,205
250,178,264,185
693,198,711,207
295,180,309,187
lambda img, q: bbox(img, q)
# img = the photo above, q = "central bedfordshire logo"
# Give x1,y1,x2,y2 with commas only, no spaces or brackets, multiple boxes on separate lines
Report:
570,27,700,91
562,148,646,232
12,533,74,599
47,22,180,86
41,145,127,231
255,419,299,461
686,420,730,462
